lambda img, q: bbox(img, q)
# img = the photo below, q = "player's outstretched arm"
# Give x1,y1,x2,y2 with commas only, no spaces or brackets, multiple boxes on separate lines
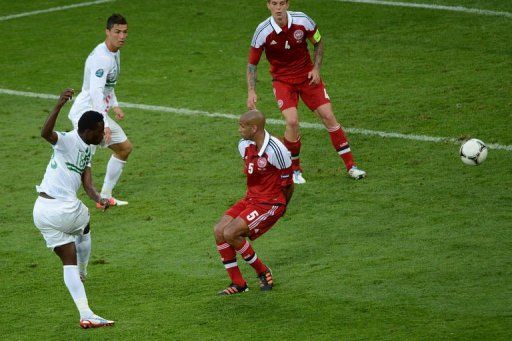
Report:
247,63,258,109
40,88,74,145
82,167,110,210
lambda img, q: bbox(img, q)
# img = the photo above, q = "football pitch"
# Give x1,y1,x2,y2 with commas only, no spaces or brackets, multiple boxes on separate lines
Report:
0,0,511,339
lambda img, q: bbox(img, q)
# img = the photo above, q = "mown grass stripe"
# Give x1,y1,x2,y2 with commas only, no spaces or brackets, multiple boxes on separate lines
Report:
336,0,512,18
1,87,510,151
0,0,115,22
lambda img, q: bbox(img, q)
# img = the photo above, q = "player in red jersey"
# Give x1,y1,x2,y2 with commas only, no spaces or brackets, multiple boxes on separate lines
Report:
213,109,294,295
247,0,366,184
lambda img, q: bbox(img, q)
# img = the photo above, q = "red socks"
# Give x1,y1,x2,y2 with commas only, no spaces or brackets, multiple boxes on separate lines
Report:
328,125,355,171
217,240,268,285
283,136,302,172
285,129,355,172
216,242,245,286
236,240,267,275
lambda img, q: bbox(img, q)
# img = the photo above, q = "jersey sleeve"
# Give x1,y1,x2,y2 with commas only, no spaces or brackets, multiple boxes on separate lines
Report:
88,55,112,127
250,21,269,49
296,12,317,39
248,46,263,66
52,131,72,152
267,137,293,186
266,138,292,170
109,91,119,107
249,21,268,65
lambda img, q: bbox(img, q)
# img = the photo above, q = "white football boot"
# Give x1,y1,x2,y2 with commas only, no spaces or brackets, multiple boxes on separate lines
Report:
293,170,306,184
110,197,128,206
80,314,115,329
348,166,366,180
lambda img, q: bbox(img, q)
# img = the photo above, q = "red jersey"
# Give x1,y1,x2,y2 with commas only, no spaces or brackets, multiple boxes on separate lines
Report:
249,11,317,83
238,130,293,205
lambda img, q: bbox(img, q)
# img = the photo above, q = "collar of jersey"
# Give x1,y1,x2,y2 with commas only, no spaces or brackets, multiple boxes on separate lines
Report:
270,11,292,34
258,130,270,157
101,41,118,55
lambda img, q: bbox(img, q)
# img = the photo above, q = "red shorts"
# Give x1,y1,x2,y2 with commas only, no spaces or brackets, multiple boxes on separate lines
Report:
272,79,331,111
225,198,286,240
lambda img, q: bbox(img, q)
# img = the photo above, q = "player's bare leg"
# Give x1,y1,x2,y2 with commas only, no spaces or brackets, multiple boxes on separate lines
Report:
98,139,132,208
214,216,248,295
315,103,366,179
214,215,234,243
54,241,79,266
54,242,114,328
222,217,250,250
223,218,273,292
281,107,306,184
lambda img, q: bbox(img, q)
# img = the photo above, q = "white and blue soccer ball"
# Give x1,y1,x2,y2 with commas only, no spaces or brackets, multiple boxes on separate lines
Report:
460,138,488,166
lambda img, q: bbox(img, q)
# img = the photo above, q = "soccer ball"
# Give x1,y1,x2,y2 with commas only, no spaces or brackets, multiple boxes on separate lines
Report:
460,138,488,165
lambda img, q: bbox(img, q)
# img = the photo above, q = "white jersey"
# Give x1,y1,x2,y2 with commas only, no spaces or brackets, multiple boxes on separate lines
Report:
36,130,93,201
68,42,120,128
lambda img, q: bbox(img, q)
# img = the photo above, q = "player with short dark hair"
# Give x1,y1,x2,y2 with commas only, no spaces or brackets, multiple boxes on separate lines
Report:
106,13,127,30
78,110,105,132
33,89,114,328
247,0,366,183
68,13,131,208
213,109,294,295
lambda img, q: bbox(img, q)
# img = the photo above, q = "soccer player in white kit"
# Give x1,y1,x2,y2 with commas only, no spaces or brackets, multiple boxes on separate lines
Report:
34,88,114,328
68,13,131,208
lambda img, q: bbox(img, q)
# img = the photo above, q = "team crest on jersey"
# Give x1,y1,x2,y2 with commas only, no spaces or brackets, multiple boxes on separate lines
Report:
106,73,117,88
95,69,104,77
257,157,267,168
294,30,304,41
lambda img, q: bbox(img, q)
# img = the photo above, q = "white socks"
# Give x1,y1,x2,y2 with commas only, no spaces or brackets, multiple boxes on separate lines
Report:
101,155,126,198
76,232,91,277
63,265,93,318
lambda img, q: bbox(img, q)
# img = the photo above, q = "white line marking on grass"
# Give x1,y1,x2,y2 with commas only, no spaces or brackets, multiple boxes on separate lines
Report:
336,0,512,18
1,88,511,151
0,0,115,22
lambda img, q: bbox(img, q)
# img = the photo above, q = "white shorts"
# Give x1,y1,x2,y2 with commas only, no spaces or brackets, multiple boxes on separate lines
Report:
69,111,127,148
33,196,90,249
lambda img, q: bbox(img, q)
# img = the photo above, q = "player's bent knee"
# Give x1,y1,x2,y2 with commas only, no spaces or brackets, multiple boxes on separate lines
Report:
282,109,299,126
110,140,133,160
222,226,241,245
222,220,248,244
283,112,299,127
286,118,300,130
124,140,133,154
213,224,225,241
119,141,133,158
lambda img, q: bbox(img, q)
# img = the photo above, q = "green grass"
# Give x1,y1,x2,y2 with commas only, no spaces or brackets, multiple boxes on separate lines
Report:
1,1,511,340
